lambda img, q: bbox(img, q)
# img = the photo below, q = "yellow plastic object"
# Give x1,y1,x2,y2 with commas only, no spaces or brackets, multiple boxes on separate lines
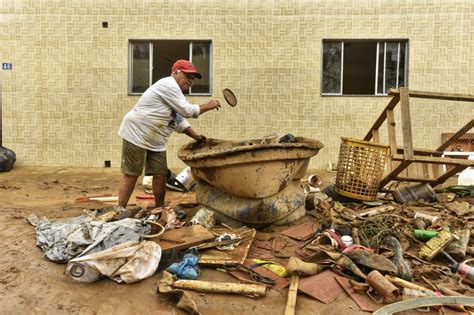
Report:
419,229,453,261
335,137,389,201
252,259,288,278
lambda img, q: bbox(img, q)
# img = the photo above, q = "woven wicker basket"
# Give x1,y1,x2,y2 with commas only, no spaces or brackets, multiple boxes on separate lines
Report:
335,138,389,201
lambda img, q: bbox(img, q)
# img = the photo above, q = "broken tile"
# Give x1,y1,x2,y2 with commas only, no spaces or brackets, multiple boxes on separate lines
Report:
298,270,345,304
335,276,383,312
281,221,320,241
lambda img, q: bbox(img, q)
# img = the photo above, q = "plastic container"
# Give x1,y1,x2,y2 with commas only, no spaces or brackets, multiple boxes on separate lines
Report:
335,138,389,201
456,258,474,285
174,166,196,191
414,229,439,241
341,235,354,247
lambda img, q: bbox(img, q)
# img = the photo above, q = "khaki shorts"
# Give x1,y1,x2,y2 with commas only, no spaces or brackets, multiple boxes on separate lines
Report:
121,139,168,176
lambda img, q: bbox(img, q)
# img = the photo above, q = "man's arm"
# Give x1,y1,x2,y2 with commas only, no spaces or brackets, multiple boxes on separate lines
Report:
183,126,206,141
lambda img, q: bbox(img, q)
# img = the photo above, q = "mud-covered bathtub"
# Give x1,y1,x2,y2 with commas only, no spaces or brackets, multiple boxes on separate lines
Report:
178,136,323,227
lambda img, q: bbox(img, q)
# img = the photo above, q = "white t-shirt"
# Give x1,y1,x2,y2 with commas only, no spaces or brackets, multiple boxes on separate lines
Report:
118,76,200,151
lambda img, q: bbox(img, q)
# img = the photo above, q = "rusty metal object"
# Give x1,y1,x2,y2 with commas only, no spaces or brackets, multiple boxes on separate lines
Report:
178,137,323,199
223,88,237,107
366,270,399,303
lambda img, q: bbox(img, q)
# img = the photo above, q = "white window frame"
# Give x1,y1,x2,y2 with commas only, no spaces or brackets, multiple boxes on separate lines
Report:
375,41,409,96
128,40,212,96
321,39,409,96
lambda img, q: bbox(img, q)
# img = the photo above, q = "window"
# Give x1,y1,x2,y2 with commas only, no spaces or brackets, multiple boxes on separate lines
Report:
321,40,408,95
128,40,212,95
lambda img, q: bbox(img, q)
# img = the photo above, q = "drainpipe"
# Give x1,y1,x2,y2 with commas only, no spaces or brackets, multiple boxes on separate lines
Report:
0,73,2,147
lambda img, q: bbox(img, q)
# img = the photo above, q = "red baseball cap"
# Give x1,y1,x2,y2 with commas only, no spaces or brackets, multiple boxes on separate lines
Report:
171,60,202,79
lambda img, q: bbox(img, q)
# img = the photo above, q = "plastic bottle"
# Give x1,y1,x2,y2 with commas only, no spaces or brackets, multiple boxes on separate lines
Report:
455,259,474,285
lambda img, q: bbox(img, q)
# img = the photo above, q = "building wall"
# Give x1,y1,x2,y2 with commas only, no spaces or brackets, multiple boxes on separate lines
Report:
1,0,473,170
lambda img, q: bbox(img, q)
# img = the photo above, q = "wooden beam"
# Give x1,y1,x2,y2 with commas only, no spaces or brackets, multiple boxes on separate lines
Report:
433,165,466,187
391,155,474,166
363,94,400,141
437,119,474,152
391,177,438,184
399,87,414,159
389,89,474,102
380,160,412,187
387,109,397,157
412,156,474,166
372,129,380,143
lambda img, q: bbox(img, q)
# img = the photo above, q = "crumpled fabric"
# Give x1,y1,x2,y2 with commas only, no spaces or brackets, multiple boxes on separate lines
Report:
29,214,150,263
66,240,162,284
167,250,200,280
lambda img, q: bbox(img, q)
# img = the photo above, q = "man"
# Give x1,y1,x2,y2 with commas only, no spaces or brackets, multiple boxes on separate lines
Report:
117,59,221,209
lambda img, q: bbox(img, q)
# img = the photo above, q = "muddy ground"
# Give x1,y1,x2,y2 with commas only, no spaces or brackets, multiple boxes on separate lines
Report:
0,166,370,315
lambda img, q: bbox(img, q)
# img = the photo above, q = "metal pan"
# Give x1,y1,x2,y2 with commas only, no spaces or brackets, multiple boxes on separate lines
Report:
223,88,237,107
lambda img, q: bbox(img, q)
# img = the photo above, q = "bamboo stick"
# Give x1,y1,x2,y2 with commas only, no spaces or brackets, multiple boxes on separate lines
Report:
173,279,268,297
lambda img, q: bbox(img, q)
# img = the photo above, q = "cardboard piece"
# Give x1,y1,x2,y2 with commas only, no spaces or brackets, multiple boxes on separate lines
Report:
280,221,320,241
298,270,345,304
151,225,214,252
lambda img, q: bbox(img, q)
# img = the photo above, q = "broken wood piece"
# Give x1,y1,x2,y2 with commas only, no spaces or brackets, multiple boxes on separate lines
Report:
384,275,429,291
446,229,470,259
89,196,119,202
195,237,243,250
150,225,214,252
74,193,113,203
172,279,268,297
357,205,395,218
199,227,256,266
284,274,299,315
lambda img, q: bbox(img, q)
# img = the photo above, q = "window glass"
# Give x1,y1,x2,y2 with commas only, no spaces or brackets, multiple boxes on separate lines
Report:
385,42,399,94
398,42,406,88
377,42,385,94
191,42,211,94
322,42,342,94
130,42,150,94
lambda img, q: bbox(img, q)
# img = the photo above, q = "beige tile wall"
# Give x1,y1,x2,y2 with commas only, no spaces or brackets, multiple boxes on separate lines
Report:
1,0,473,170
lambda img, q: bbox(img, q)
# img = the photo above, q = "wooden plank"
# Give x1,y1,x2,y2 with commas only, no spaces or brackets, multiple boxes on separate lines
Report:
386,109,397,155
151,225,214,252
391,177,438,184
363,94,400,141
399,87,414,160
437,120,474,152
198,227,256,266
389,88,474,102
433,165,467,186
372,129,380,143
412,156,474,166
380,160,412,187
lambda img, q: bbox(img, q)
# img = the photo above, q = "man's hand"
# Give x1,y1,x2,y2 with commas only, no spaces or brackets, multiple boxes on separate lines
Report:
199,99,221,114
195,134,207,142
208,100,221,111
